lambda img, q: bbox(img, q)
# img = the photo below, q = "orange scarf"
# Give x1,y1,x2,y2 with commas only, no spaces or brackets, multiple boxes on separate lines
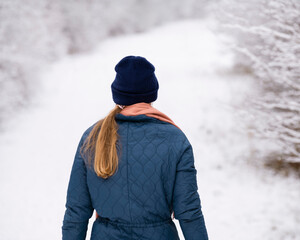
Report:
119,102,181,130
95,102,179,220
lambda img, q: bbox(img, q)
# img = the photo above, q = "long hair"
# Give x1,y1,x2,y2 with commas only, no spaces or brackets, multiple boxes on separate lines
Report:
80,105,123,179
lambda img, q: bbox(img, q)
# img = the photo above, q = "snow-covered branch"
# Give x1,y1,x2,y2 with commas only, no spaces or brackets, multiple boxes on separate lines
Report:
215,0,300,165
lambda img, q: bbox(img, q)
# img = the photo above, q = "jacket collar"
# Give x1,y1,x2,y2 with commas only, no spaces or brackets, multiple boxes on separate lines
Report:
115,102,181,130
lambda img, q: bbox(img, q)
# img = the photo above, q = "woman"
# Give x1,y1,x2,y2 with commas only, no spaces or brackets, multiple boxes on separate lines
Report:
62,56,209,240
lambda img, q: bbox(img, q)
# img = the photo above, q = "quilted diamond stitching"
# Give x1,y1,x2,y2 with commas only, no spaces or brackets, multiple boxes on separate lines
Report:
63,113,208,240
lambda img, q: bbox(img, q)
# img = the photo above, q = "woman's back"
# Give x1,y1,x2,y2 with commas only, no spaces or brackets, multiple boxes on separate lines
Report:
88,113,181,222
61,56,209,240
91,113,186,239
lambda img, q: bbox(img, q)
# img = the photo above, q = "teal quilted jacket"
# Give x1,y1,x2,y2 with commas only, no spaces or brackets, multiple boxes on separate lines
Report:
62,113,209,240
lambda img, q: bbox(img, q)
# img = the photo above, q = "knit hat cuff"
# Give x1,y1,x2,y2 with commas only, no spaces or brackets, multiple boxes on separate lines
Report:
111,85,158,105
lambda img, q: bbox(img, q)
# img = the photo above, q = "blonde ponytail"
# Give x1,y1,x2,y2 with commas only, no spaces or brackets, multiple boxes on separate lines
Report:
80,105,123,179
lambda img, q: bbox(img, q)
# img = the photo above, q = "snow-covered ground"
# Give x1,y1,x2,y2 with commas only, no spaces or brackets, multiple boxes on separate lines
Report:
0,18,299,240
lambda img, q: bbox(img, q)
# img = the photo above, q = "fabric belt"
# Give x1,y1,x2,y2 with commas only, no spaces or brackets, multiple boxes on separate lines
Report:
96,215,173,228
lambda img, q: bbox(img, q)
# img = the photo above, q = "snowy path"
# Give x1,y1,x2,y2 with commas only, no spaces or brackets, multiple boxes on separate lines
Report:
0,18,299,240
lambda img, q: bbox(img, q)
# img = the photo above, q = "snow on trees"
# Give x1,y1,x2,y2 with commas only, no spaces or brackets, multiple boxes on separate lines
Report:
214,0,300,174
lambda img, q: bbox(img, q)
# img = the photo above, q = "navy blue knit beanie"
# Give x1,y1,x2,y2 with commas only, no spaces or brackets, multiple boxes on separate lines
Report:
111,55,159,105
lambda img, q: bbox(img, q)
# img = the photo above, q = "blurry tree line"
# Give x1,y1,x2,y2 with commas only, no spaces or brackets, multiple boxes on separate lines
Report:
2,0,299,175
0,0,210,129
214,0,300,175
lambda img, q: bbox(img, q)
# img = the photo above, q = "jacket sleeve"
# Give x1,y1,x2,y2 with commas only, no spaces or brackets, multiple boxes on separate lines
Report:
172,138,209,240
62,133,94,240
